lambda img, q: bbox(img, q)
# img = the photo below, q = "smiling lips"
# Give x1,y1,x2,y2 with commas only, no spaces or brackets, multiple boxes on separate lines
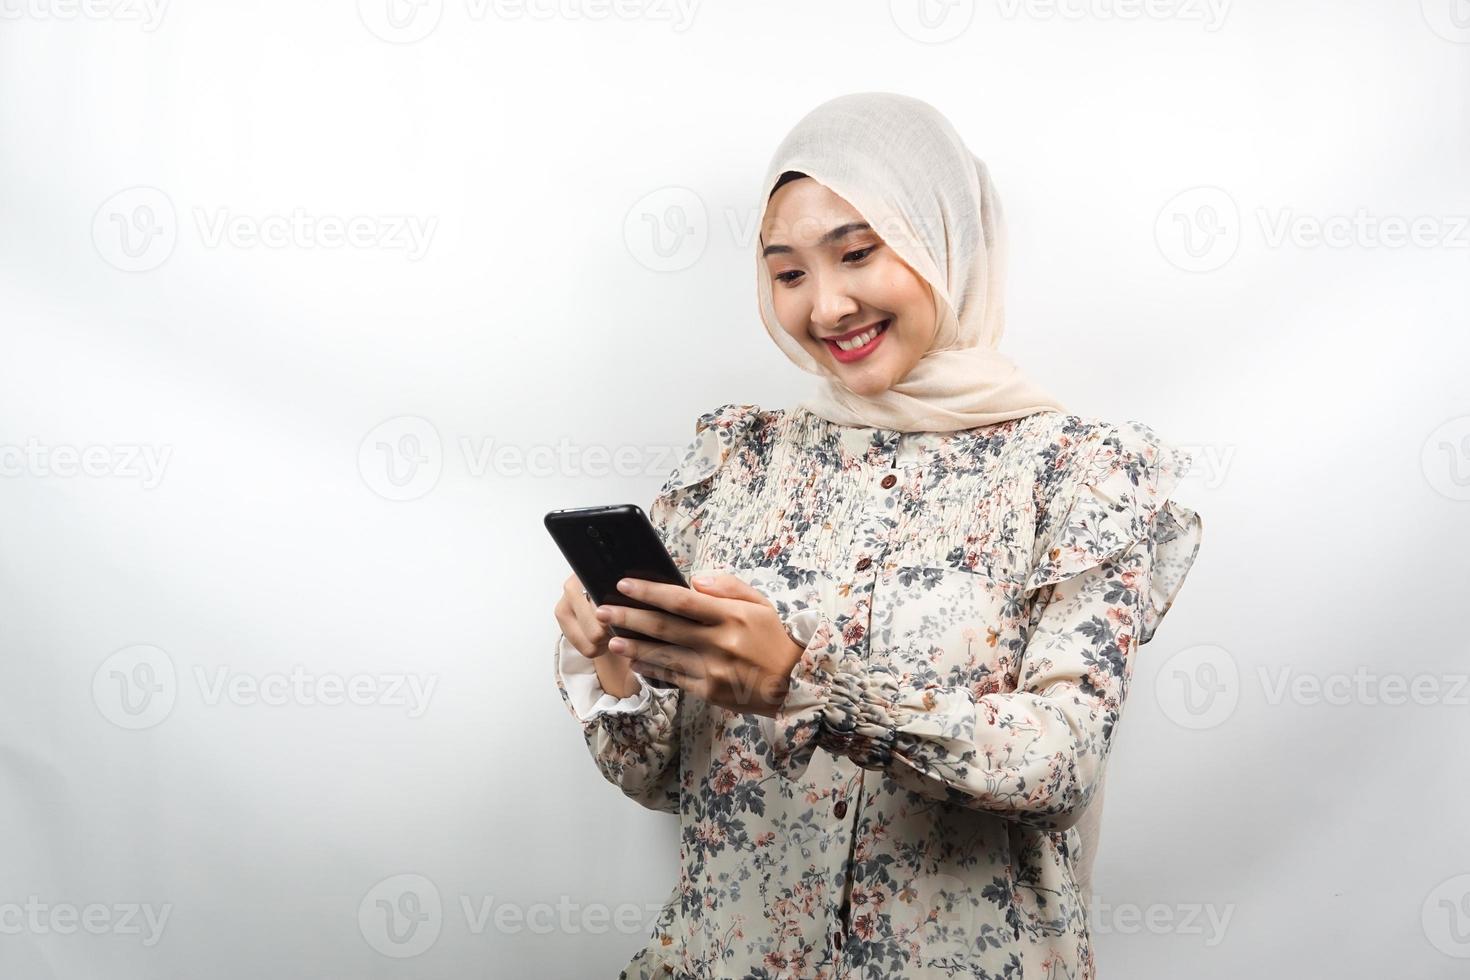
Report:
823,319,891,362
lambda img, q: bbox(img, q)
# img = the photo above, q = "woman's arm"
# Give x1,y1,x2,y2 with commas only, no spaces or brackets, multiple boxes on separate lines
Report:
768,545,1149,831
553,630,684,813
549,402,763,814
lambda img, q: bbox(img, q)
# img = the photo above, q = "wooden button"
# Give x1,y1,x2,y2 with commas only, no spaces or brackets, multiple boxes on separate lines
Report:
832,930,843,949
855,557,871,572
834,799,848,818
880,473,897,489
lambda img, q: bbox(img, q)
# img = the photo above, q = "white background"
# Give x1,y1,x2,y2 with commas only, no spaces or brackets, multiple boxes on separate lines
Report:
2,0,1468,977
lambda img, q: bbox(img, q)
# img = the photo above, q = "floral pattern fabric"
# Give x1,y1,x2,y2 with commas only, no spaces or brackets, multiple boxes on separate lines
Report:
552,403,1203,979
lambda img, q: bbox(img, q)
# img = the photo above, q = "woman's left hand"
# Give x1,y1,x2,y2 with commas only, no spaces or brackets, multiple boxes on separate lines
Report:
593,574,806,718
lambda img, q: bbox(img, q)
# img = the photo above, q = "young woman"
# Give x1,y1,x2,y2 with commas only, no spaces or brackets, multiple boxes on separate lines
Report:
552,92,1203,980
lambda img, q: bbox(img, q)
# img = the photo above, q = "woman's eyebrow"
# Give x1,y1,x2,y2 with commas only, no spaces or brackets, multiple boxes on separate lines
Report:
761,221,872,257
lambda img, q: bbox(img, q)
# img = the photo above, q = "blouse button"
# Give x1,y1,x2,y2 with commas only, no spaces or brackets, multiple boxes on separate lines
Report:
880,473,897,489
832,930,843,950
854,557,872,572
833,799,848,818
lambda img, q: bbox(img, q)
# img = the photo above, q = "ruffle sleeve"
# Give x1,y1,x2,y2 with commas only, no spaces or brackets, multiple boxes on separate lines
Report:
1024,419,1203,645
646,402,764,572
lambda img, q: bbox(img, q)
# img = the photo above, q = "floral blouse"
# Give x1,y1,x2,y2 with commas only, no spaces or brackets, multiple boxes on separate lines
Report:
552,403,1203,980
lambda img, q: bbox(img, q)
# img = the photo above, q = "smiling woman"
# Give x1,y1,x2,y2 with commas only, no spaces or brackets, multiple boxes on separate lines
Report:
551,91,1203,980
760,178,937,392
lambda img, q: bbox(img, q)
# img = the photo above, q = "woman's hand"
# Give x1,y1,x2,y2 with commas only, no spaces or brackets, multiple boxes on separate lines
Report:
594,574,806,718
554,573,641,699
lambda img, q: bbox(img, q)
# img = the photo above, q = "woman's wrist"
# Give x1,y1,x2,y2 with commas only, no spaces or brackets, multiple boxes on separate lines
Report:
593,654,640,699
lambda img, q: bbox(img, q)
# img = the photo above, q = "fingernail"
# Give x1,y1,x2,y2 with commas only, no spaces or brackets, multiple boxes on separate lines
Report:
608,638,626,652
617,579,633,593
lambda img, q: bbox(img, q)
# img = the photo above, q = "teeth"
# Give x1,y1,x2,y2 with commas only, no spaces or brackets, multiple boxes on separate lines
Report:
835,322,884,351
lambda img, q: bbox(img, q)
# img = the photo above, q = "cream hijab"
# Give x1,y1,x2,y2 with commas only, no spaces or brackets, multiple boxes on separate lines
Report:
755,92,1066,432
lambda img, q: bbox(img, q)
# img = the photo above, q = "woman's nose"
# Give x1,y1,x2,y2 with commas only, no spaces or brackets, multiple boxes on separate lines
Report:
810,278,859,331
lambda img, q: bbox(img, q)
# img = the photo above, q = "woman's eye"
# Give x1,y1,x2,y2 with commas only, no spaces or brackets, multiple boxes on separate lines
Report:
774,270,803,284
843,245,876,263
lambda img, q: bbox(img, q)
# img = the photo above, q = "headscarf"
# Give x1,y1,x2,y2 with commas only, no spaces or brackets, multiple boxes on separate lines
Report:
755,92,1067,432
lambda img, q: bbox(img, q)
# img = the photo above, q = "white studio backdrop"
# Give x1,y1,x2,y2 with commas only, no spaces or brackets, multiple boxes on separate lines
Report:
1,1,1467,977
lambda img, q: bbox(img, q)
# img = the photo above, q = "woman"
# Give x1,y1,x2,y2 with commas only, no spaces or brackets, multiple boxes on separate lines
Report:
552,92,1203,980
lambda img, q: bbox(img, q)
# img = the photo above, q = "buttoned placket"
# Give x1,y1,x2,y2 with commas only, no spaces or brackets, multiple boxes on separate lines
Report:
831,429,908,956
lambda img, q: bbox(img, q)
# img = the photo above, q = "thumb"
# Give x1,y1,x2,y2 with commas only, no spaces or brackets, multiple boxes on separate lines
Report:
691,572,766,603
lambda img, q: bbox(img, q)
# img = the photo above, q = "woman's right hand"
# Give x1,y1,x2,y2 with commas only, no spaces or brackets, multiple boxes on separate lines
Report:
556,574,642,699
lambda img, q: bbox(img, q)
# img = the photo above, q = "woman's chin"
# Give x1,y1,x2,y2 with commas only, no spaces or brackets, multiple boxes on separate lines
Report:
833,367,896,398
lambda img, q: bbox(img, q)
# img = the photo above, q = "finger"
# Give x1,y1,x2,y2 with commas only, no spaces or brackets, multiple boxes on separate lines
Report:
629,659,685,689
617,578,722,625
613,638,700,679
602,604,705,646
555,600,597,657
564,576,615,644
573,591,611,647
691,573,769,605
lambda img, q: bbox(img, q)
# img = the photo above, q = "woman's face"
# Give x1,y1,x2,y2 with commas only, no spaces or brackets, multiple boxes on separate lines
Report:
760,177,938,398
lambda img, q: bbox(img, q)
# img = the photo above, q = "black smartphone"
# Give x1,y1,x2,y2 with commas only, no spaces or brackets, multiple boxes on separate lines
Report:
544,504,691,691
